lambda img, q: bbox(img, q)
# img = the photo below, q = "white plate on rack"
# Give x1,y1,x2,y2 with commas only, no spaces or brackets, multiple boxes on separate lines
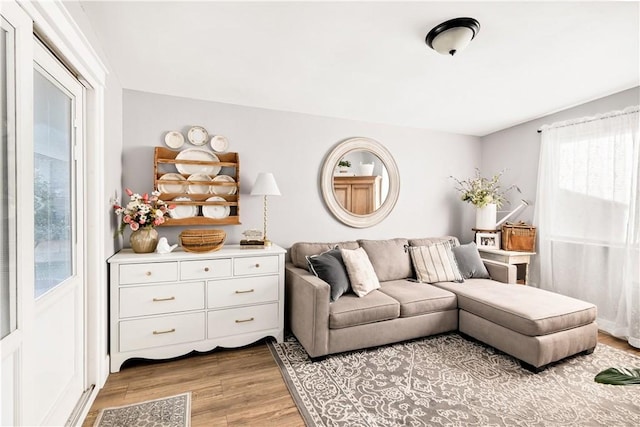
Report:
175,148,220,175
211,175,237,195
187,173,213,194
170,197,198,219
158,173,188,194
210,135,229,152
187,126,209,146
202,196,230,219
164,131,184,149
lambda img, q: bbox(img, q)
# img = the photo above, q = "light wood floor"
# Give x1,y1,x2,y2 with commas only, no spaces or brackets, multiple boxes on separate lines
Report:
83,332,639,426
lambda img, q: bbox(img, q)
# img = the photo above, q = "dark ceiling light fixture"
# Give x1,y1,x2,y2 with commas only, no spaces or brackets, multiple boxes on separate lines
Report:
425,17,480,56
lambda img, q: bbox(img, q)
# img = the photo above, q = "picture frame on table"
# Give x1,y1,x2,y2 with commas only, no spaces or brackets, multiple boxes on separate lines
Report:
476,232,500,250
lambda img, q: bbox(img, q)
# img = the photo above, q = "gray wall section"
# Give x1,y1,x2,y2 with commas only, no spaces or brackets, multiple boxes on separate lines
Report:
480,87,640,224
122,90,482,248
122,88,639,249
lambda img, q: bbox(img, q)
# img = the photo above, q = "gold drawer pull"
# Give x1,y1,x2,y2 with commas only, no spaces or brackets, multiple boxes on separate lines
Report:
145,271,152,276
235,317,254,323
153,328,176,335
235,289,255,294
152,296,176,302
204,267,210,272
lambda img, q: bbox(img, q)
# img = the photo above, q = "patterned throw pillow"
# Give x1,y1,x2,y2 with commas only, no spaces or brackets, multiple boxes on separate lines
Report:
306,248,351,302
408,241,464,283
340,247,381,297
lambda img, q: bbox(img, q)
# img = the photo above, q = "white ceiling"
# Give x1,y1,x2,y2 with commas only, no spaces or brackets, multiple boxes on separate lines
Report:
79,1,639,136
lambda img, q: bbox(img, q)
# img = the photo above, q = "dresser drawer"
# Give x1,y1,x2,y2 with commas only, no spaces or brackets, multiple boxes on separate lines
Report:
207,303,278,339
119,312,205,352
120,282,205,318
181,259,232,281
207,276,278,308
119,262,178,285
233,255,279,276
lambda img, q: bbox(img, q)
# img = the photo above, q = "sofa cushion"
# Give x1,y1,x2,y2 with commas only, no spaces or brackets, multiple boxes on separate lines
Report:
408,242,464,284
329,290,400,329
358,238,412,282
378,280,457,317
452,242,490,279
306,249,351,302
409,236,460,247
340,247,380,297
433,279,597,336
289,241,359,269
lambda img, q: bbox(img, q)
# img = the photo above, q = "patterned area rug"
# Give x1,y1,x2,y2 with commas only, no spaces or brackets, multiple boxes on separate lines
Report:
93,392,191,427
268,333,640,426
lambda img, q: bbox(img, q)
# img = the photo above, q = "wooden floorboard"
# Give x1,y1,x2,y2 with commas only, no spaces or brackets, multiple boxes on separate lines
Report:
83,332,639,426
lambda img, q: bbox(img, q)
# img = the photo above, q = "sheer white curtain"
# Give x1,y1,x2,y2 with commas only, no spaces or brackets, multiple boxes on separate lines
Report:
533,106,639,348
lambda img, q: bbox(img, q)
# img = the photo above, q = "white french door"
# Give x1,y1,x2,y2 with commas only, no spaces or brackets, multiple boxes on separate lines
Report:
2,1,107,425
1,11,88,422
1,2,32,425
31,39,87,425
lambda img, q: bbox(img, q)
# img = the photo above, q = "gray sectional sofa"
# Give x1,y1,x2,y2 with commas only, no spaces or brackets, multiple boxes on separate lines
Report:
285,237,598,371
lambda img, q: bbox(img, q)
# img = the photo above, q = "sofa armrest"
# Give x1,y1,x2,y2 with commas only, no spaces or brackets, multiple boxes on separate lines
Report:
285,262,331,357
483,259,517,284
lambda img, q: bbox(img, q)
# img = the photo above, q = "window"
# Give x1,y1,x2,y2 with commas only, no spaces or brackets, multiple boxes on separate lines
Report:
1,16,17,338
33,66,74,298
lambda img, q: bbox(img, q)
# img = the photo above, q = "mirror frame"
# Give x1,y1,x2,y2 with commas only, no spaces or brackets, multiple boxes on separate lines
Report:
321,137,400,228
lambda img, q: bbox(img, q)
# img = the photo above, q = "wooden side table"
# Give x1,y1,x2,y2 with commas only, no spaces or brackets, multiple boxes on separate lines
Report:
477,248,536,285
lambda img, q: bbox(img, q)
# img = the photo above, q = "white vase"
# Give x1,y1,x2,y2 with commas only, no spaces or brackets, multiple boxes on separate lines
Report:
358,162,374,176
475,203,497,230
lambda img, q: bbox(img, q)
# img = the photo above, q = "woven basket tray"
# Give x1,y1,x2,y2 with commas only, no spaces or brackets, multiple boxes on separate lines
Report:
180,229,226,253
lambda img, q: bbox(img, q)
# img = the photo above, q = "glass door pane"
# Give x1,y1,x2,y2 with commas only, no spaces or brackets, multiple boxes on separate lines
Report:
1,17,17,338
33,67,74,298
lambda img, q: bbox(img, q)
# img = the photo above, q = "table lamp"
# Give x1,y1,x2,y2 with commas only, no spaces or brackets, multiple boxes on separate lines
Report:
250,172,281,246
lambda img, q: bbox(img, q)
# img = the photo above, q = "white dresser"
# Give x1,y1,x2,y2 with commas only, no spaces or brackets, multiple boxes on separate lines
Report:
107,245,286,372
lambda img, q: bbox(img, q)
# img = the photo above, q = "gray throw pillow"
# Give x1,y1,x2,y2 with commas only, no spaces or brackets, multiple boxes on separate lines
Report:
452,242,490,279
306,249,351,302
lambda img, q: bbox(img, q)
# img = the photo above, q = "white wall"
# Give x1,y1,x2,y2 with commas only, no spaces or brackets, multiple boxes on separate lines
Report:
122,90,482,248
63,1,124,255
481,87,640,224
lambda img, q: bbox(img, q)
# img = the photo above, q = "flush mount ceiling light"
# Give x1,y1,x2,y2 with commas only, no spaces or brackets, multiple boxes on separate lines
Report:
425,17,480,56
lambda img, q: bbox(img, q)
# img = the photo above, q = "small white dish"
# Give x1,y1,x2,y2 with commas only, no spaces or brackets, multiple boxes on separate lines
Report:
202,196,230,219
187,173,213,194
211,175,237,195
157,173,188,194
164,131,184,149
170,197,198,219
210,135,229,152
187,126,209,146
175,149,220,175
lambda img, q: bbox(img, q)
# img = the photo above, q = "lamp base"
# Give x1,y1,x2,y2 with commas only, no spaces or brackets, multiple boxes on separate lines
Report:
263,239,273,247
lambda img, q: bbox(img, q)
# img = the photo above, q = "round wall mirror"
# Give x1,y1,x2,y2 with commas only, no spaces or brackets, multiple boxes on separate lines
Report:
321,137,400,228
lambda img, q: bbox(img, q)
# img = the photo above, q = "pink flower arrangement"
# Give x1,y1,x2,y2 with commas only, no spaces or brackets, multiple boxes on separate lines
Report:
113,188,175,234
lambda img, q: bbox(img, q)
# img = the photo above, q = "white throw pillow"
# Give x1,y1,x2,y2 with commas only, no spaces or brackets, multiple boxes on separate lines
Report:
340,247,380,297
408,241,464,283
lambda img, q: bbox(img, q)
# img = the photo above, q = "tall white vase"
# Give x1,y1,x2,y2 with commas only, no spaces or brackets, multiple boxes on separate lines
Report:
475,203,497,230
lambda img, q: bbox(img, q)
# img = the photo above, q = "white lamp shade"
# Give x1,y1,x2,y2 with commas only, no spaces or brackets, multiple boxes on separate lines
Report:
431,26,474,56
250,172,281,196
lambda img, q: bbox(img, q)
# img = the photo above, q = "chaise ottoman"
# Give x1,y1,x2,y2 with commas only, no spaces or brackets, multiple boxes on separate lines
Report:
433,279,598,371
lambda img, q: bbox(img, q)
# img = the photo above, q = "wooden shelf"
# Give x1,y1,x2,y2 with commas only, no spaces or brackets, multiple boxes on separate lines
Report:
153,147,241,226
